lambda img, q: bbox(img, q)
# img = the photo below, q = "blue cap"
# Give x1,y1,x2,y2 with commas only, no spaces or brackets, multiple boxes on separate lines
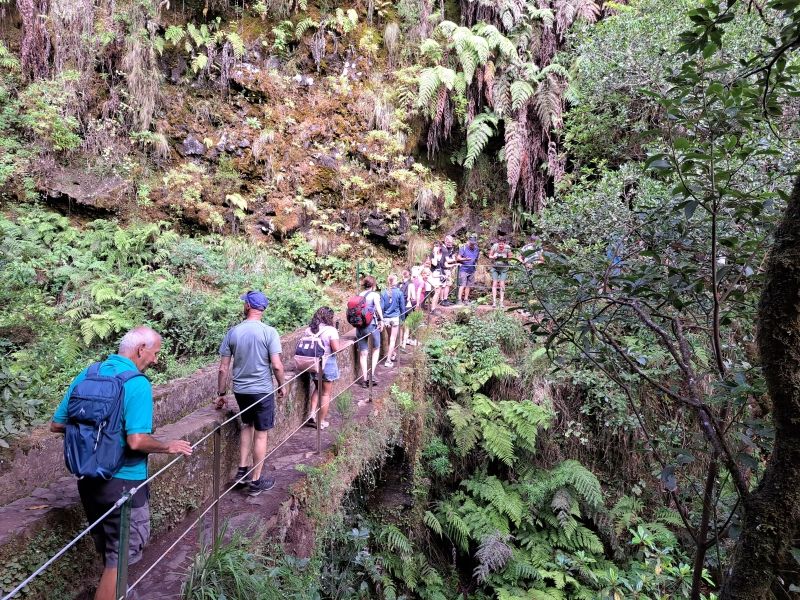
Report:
240,290,269,310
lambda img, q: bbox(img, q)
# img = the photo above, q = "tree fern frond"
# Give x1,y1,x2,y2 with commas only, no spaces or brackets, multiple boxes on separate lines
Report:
482,420,516,465
511,80,535,112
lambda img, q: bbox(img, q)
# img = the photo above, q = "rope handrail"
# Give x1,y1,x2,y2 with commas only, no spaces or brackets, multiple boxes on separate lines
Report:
1,312,417,600
123,324,403,599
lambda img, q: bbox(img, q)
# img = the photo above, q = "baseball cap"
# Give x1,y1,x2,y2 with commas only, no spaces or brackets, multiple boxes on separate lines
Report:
240,290,269,310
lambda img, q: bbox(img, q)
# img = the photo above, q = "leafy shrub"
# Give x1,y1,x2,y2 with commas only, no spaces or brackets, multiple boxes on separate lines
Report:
0,208,327,444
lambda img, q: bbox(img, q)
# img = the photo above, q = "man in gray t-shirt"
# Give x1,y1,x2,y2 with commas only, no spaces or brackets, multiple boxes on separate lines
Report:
216,290,285,496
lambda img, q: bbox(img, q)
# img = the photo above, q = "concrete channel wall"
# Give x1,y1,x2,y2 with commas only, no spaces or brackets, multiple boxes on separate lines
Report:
0,318,369,599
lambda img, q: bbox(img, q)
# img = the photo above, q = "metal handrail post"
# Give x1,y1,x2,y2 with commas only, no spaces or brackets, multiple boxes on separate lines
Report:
367,329,374,403
212,427,221,550
316,356,323,454
116,494,131,600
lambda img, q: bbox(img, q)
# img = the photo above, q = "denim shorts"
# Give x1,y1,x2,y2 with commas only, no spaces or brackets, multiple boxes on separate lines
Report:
311,357,340,382
491,267,509,281
356,321,381,352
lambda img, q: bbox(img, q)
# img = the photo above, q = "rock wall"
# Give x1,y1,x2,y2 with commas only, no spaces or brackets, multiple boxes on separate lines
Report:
0,319,363,598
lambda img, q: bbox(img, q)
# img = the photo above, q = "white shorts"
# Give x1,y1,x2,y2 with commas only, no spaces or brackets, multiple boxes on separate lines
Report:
384,316,400,327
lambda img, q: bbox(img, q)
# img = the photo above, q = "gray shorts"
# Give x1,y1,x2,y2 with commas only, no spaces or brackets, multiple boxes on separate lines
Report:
78,478,150,567
459,270,476,287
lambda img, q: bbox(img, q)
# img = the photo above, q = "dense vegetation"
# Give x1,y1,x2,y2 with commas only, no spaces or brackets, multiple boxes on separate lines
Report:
0,208,325,444
1,0,800,596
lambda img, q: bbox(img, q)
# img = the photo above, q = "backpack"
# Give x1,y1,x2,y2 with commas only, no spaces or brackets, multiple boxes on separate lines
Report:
346,293,373,328
294,328,326,372
64,363,145,480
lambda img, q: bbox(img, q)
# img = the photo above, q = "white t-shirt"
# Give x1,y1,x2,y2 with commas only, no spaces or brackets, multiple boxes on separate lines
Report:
305,324,339,357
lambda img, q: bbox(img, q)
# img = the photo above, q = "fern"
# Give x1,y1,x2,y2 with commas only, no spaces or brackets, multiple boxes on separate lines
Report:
423,510,443,536
482,420,516,465
609,495,642,533
511,80,534,112
504,117,525,198
464,111,498,169
294,17,318,38
226,32,245,58
191,53,209,73
165,25,185,45
379,525,413,555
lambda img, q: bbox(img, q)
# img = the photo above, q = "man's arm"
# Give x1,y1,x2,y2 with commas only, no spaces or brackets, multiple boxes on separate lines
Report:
128,434,192,455
50,422,66,433
216,355,232,409
271,354,286,398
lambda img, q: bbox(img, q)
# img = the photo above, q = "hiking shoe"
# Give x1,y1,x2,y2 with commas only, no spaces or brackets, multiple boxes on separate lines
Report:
440,300,452,306
305,417,317,428
384,360,394,368
368,378,380,386
247,476,276,496
320,420,330,430
359,379,370,388
232,466,252,489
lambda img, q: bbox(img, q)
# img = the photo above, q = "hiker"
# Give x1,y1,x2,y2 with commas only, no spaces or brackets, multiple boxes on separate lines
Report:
348,275,384,388
440,235,458,306
521,233,544,269
489,232,513,308
381,274,405,367
216,290,285,496
399,269,414,350
421,267,439,312
430,241,448,309
50,326,193,600
302,306,340,430
457,234,480,304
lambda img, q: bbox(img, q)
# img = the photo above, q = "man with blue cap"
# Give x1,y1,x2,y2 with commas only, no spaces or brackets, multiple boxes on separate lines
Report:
216,290,285,495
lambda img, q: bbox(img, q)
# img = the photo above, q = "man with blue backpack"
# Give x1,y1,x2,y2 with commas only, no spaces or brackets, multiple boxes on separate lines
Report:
50,326,193,600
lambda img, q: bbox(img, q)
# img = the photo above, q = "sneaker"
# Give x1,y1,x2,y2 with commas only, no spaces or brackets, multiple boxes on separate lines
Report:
232,466,252,489
369,377,380,386
305,417,317,428
359,379,370,388
440,300,452,306
320,420,330,430
247,476,276,496
385,360,394,368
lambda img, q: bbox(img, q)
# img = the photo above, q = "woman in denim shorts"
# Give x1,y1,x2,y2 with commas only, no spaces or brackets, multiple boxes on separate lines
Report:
306,307,340,429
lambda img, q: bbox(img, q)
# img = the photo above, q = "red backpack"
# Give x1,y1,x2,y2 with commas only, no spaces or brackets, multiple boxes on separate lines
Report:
346,293,373,328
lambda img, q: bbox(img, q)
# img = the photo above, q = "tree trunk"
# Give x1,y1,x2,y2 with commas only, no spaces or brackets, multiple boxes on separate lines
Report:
720,173,800,598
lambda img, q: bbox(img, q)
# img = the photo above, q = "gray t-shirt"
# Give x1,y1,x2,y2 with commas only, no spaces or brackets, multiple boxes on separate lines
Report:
219,320,282,394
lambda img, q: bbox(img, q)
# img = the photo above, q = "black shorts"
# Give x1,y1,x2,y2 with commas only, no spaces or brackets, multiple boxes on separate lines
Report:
78,477,150,567
234,392,275,431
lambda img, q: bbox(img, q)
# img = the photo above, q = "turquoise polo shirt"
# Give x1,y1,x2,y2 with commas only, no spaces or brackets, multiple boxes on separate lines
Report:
53,355,153,480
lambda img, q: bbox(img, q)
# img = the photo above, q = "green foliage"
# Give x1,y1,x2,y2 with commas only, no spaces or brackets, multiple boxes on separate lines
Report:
464,111,499,169
0,208,326,443
283,233,351,284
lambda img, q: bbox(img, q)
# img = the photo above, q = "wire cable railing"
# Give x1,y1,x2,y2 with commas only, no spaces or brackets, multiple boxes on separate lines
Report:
1,303,431,600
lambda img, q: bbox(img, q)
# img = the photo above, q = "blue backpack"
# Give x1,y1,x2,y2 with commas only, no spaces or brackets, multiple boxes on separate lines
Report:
64,362,146,480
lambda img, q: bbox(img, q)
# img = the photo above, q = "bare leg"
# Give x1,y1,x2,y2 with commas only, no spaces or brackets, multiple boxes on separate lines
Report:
95,567,116,600
464,286,471,303
239,424,254,468
458,285,465,303
320,380,333,423
492,280,498,305
309,384,319,419
359,350,368,381
251,430,268,480
387,325,399,361
371,346,380,375
499,281,505,306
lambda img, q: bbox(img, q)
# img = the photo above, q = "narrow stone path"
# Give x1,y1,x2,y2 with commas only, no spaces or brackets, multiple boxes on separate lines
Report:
127,346,415,599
